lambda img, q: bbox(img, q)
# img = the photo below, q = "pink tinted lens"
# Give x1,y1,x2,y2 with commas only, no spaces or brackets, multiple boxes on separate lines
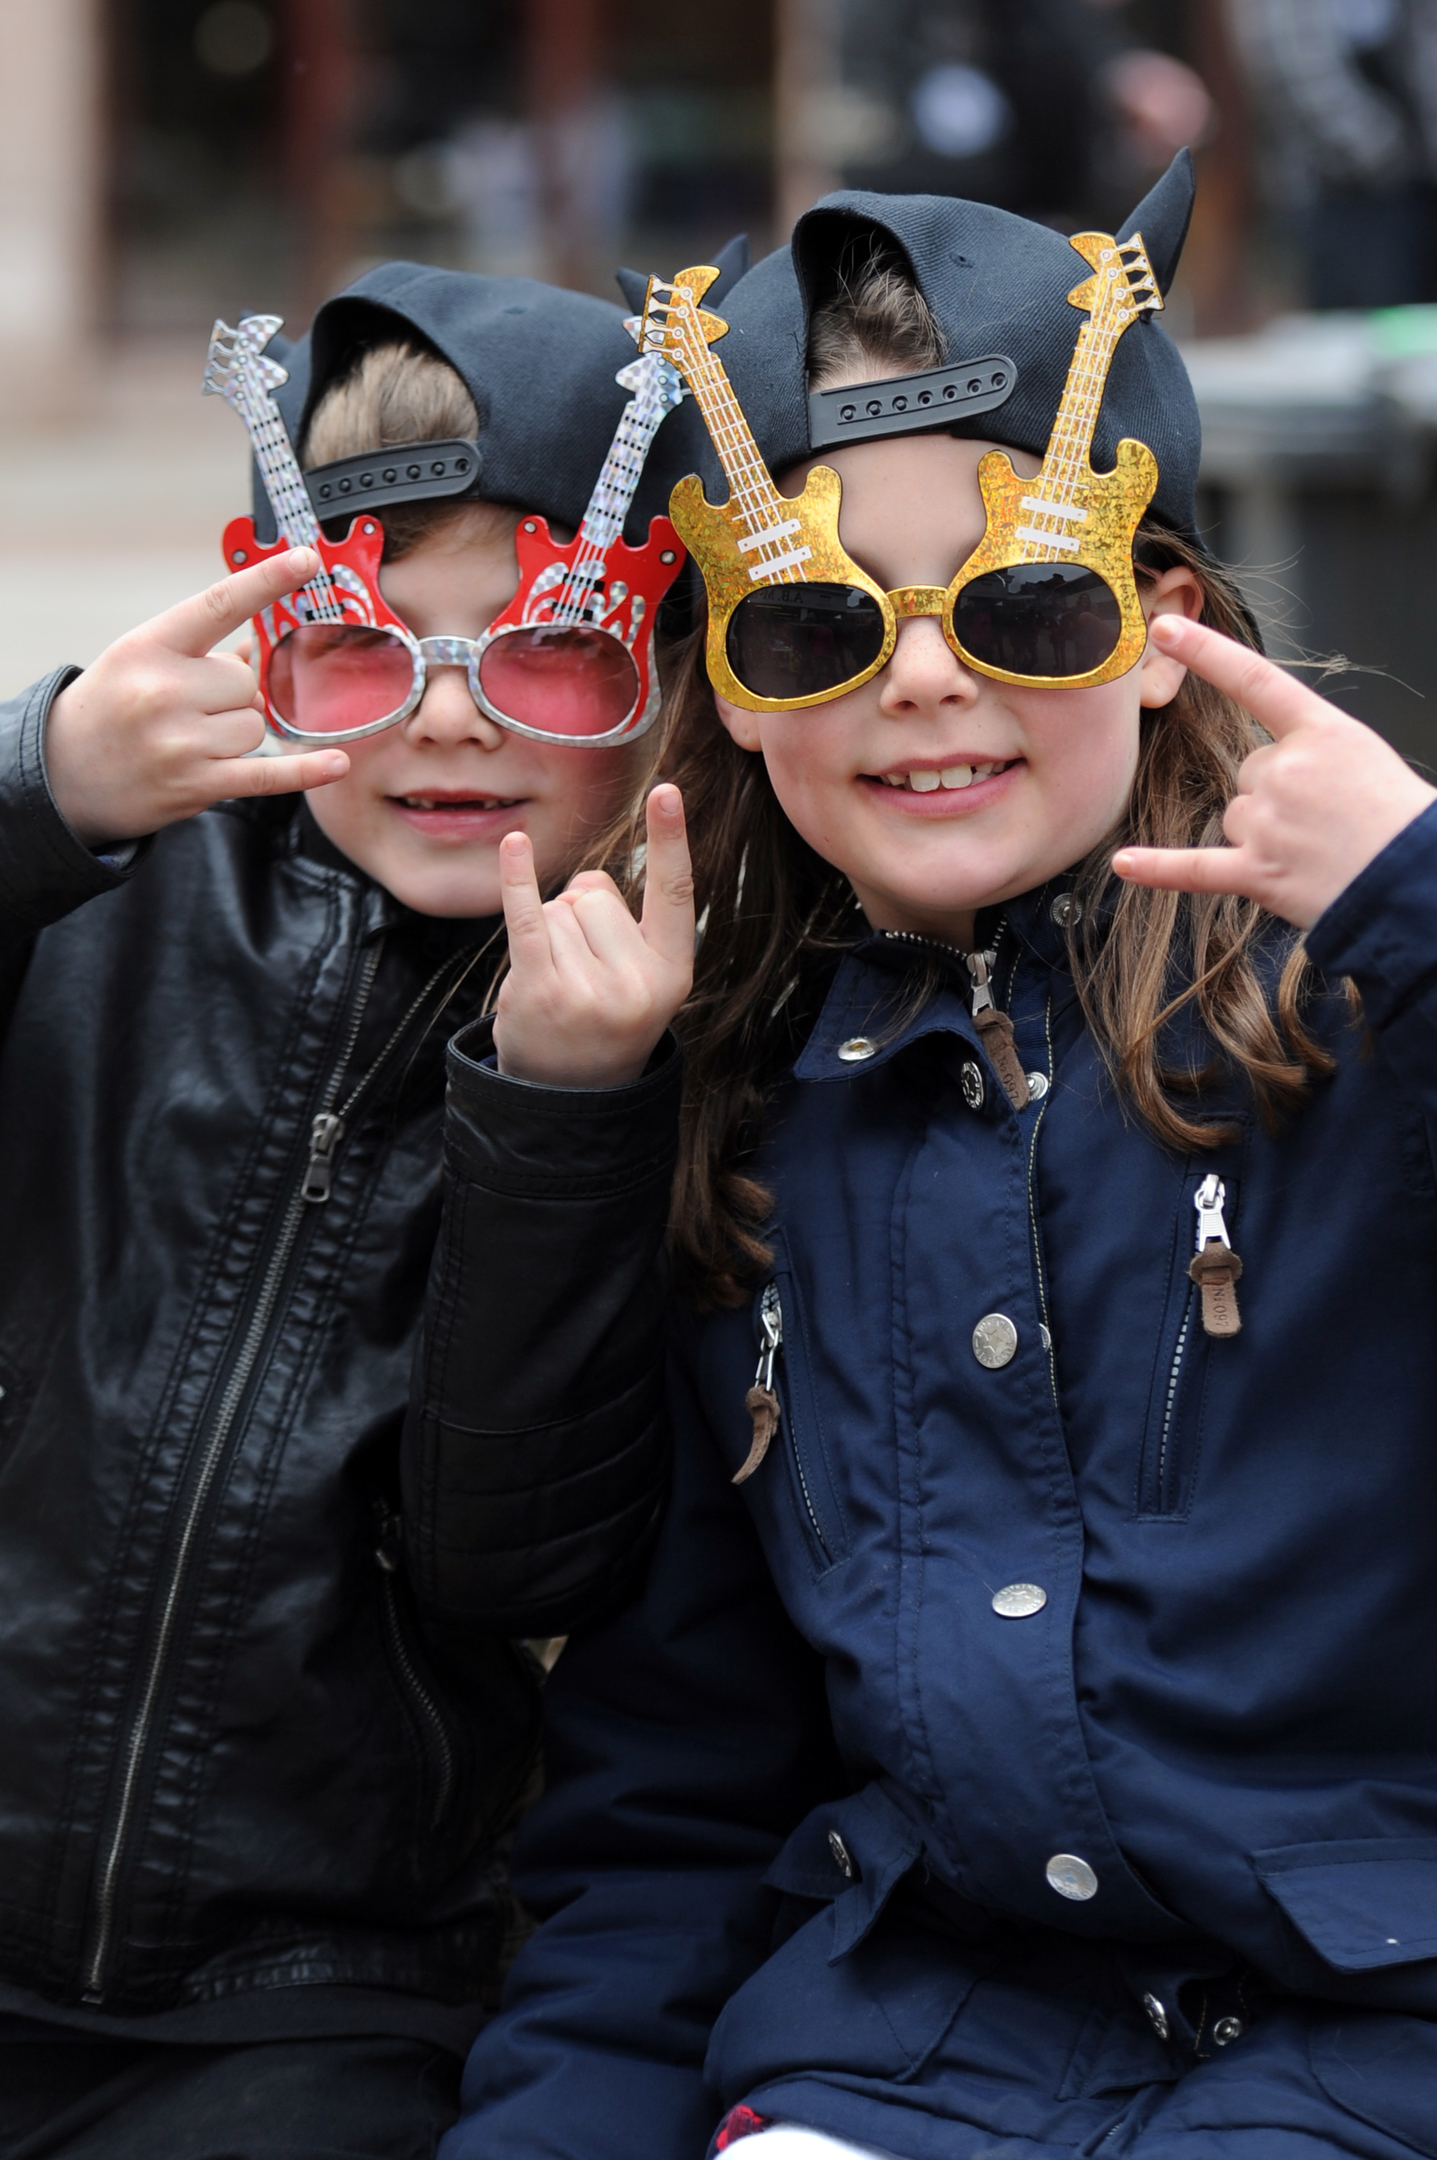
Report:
476,626,640,739
269,624,416,736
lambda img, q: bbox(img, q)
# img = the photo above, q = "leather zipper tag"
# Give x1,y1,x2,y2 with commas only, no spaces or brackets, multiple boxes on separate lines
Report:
736,1387,780,1483
973,1006,1030,1111
1190,1240,1243,1336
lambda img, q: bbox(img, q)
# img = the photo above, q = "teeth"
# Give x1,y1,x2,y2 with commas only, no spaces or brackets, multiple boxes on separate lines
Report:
877,761,1010,792
403,796,514,810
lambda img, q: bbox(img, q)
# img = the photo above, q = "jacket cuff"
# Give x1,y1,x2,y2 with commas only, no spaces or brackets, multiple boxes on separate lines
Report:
1305,798,1437,1029
445,1017,682,1196
0,669,152,929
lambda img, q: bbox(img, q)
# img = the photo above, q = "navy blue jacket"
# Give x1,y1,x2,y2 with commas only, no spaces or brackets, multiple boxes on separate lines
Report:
454,804,1437,2155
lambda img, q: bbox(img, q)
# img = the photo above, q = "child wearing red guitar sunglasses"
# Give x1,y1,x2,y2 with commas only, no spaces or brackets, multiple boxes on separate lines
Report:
0,256,744,2157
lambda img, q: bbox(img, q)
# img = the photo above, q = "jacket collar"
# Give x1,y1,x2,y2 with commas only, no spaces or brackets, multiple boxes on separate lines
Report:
794,874,1086,1083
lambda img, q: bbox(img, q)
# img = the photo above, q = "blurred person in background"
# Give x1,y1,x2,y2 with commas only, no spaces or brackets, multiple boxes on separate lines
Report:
1228,0,1437,306
829,0,1211,232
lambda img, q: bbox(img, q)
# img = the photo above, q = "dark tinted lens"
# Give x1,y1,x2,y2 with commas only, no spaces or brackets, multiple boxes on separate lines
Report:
477,626,640,739
952,564,1121,680
725,583,886,702
269,623,415,734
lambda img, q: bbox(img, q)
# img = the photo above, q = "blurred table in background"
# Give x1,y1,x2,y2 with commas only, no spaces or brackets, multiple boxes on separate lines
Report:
1185,307,1437,770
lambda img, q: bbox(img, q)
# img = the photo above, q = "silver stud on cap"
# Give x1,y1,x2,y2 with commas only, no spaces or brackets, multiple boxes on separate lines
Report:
972,1314,1018,1368
838,1036,876,1063
1045,1853,1099,1901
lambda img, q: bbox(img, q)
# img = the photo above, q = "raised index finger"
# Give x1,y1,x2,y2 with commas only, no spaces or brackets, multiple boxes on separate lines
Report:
1148,616,1320,741
150,548,322,659
638,784,695,967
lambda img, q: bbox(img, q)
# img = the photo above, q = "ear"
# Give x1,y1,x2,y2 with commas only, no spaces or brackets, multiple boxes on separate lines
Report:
713,689,765,752
1117,148,1196,296
1138,565,1203,709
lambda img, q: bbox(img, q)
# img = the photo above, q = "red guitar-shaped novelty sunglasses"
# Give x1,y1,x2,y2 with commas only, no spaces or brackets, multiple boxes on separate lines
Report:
204,314,687,748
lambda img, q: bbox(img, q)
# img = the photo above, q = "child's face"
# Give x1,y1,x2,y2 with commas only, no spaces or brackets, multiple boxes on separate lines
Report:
305,510,636,918
713,434,1201,948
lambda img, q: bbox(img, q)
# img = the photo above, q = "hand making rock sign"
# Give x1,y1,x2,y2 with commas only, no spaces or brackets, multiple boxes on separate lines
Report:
44,547,350,848
494,780,695,1088
1113,614,1437,925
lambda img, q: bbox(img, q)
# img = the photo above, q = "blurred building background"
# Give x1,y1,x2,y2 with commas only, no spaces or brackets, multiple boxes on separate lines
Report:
3,0,1437,761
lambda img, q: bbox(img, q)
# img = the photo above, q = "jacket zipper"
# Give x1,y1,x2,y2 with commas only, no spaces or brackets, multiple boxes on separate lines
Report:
81,934,472,2000
760,1283,831,1561
1156,1300,1194,1507
375,1503,455,1829
1023,993,1058,1403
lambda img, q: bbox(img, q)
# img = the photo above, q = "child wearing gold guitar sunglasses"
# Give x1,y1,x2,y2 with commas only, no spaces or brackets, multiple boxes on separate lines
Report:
453,154,1437,2160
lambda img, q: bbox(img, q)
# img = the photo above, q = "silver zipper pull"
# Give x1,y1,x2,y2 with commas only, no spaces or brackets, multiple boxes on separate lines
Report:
1193,1173,1230,1251
965,948,997,1017
302,1112,345,1204
1190,1173,1243,1336
736,1283,782,1485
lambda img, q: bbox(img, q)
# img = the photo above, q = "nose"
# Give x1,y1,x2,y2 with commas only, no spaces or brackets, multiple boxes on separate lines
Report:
878,614,978,717
403,658,507,749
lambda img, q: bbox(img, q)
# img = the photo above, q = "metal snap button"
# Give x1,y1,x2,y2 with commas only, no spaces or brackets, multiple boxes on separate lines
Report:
1045,1853,1098,1901
991,1582,1047,1618
1142,1992,1169,2040
837,1036,876,1063
960,1059,985,1110
1039,1324,1052,1352
827,1830,855,1879
1050,892,1081,927
1025,1070,1049,1101
1212,2016,1244,2046
972,1314,1018,1368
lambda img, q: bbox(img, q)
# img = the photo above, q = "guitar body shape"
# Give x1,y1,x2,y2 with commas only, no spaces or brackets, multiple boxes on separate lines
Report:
668,463,893,710
950,435,1159,687
222,511,415,722
480,510,685,736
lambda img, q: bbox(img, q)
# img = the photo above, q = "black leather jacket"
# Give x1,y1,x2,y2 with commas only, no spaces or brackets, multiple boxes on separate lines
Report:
0,670,675,2040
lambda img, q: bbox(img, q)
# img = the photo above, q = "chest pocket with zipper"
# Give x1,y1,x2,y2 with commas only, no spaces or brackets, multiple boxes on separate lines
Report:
748,1243,851,1576
1135,1157,1243,1521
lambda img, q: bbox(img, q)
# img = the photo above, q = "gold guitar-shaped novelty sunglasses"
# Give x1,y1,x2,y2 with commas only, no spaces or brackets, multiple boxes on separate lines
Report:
639,233,1163,711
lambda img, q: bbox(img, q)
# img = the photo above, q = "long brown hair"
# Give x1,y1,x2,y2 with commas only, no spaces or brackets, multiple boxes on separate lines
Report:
599,251,1339,1308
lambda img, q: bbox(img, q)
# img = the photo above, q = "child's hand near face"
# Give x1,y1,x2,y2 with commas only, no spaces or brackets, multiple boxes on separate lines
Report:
1114,617,1437,929
44,549,350,847
494,783,694,1088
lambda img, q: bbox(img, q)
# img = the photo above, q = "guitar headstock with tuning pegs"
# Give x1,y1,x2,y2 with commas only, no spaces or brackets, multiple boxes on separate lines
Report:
1064,231,1164,329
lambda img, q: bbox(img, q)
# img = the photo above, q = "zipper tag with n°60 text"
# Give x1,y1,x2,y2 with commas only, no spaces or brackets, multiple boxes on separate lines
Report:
1189,1173,1243,1336
737,1283,782,1484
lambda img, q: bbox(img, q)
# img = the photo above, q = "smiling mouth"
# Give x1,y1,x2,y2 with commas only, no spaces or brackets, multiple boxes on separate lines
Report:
392,794,525,811
872,760,1016,793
